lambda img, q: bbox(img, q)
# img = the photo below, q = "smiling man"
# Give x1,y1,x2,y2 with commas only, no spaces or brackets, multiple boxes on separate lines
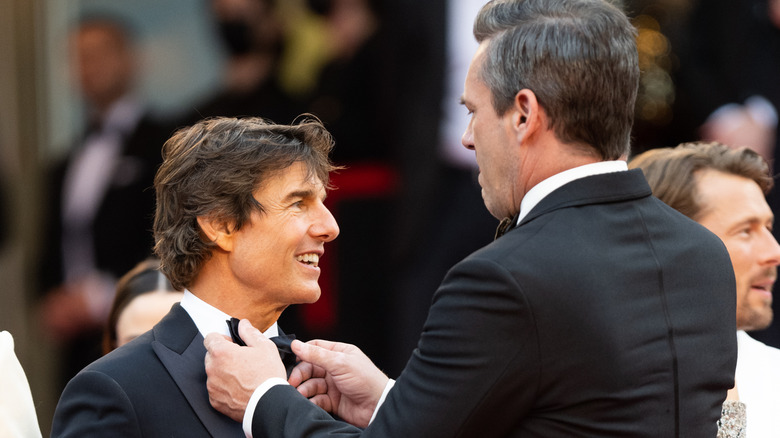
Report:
630,141,780,437
51,116,339,437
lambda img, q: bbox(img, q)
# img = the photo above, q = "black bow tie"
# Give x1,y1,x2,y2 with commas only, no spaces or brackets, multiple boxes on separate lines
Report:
226,318,298,376
495,213,520,240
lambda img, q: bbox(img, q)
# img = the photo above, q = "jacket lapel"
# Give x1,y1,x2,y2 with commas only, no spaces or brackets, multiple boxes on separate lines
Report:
151,304,244,437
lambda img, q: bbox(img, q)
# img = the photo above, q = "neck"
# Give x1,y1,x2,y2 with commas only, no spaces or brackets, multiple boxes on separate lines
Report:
189,262,284,332
520,140,603,199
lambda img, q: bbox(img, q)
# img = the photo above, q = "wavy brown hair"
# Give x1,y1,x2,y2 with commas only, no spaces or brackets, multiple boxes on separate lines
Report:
629,141,773,221
153,116,337,291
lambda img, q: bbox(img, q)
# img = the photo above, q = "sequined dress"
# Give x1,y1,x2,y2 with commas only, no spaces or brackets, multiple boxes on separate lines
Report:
717,401,746,437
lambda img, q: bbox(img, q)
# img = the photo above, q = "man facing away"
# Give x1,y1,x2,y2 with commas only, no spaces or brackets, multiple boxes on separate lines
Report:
630,141,780,438
50,116,339,437
203,0,738,436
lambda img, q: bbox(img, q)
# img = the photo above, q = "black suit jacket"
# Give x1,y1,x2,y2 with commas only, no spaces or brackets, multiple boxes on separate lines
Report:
51,304,245,437
252,170,737,437
39,114,168,292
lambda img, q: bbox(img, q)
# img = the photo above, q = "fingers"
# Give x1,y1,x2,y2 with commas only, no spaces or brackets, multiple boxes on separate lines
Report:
292,339,348,369
308,394,334,413
238,318,267,347
296,377,329,400
204,332,232,351
300,338,348,352
288,361,312,387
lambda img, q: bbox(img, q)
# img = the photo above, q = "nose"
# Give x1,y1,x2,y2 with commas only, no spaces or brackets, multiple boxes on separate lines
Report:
462,125,475,150
759,228,780,267
312,202,340,242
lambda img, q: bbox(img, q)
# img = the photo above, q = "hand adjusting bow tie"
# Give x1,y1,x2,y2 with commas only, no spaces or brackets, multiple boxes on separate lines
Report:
226,317,298,376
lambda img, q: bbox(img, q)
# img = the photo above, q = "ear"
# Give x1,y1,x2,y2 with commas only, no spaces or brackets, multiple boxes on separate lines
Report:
512,89,543,140
197,216,235,252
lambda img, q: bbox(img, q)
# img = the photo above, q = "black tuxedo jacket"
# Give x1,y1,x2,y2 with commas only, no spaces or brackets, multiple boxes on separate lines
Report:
51,304,245,437
253,170,737,437
39,114,168,293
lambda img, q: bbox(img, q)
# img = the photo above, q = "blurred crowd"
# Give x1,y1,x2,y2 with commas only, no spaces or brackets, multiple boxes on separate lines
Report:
3,0,780,431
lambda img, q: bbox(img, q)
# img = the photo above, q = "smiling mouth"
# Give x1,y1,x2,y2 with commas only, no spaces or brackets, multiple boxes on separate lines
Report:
751,282,774,300
296,253,320,267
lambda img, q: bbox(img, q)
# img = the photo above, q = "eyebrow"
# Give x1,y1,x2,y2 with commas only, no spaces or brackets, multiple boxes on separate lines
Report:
284,188,327,202
732,216,773,231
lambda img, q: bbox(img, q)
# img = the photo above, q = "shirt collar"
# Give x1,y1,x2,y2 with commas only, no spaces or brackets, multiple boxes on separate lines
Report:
98,94,144,135
517,160,628,224
179,290,279,338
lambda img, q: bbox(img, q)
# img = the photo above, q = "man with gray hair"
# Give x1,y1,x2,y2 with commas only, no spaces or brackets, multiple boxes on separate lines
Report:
204,1,737,436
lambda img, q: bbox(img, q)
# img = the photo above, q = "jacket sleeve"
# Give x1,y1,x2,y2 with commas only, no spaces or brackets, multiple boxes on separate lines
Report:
51,370,143,438
252,256,536,437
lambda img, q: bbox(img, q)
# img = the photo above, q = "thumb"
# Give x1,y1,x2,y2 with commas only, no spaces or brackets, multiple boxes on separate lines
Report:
237,318,267,347
203,332,232,351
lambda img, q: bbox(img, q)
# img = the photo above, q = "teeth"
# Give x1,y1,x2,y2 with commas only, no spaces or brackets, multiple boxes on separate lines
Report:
296,254,319,267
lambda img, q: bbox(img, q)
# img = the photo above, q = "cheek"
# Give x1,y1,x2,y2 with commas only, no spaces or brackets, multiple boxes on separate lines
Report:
727,246,754,279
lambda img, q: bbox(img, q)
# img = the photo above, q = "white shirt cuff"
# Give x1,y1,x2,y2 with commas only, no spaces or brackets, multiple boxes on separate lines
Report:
242,377,289,438
368,379,395,425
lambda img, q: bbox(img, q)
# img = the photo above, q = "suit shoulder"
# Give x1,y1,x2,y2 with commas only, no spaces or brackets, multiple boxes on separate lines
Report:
53,366,143,438
78,331,157,379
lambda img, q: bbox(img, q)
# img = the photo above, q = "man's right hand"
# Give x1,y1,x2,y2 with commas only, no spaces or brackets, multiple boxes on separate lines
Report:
290,339,389,428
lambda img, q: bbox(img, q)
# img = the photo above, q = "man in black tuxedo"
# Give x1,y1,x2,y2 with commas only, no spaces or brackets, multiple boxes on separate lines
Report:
204,0,737,436
50,116,340,437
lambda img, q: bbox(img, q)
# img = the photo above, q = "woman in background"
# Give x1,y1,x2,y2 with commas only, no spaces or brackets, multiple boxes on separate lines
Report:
103,258,183,353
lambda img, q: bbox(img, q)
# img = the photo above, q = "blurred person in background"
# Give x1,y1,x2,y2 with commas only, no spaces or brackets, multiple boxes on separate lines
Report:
103,258,182,354
37,15,168,391
383,0,497,375
178,0,300,126
283,0,399,368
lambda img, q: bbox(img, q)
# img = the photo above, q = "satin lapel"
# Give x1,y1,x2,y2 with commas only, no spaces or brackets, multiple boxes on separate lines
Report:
152,305,244,437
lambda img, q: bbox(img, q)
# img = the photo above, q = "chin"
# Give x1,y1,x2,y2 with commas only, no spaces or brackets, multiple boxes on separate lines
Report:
300,288,321,304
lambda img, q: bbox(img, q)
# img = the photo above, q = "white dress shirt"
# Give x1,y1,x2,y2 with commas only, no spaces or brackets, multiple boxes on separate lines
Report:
734,330,780,437
179,291,279,437
517,160,628,224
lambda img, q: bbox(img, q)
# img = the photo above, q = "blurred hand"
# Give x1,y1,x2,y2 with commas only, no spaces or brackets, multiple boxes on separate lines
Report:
39,280,106,343
290,339,389,428
204,319,286,422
